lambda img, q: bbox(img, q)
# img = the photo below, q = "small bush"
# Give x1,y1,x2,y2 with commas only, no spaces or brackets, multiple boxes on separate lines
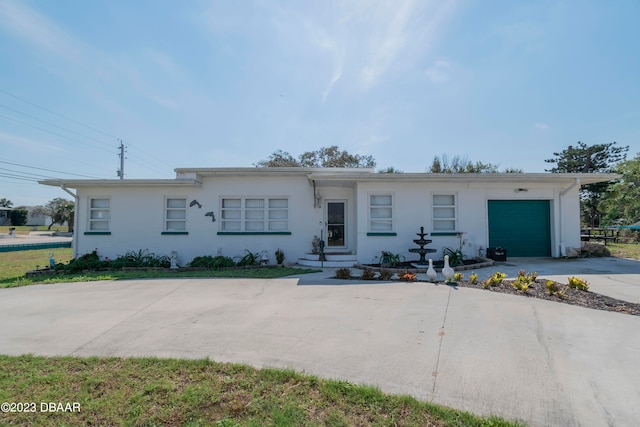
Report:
359,269,377,280
453,272,464,282
335,268,352,279
398,271,417,282
484,271,506,288
511,270,537,293
378,269,394,281
546,280,559,295
568,276,589,291
275,248,285,264
189,255,235,270
236,250,260,267
469,272,478,284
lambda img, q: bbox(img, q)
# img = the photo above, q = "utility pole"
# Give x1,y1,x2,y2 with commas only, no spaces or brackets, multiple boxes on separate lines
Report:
117,140,126,179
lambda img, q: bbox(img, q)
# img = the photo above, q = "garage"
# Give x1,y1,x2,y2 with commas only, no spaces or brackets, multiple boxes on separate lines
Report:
487,200,551,257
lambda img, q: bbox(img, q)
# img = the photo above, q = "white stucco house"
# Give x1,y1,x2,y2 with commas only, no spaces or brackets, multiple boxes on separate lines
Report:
40,167,619,266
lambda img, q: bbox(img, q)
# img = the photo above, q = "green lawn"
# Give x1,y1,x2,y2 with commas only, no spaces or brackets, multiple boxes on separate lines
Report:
0,225,68,235
0,248,319,288
0,248,74,282
0,355,524,427
606,242,640,260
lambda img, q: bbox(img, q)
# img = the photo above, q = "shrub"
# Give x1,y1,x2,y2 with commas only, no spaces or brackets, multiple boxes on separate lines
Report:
511,271,537,293
236,250,260,267
378,269,394,281
568,276,589,291
9,209,28,226
359,269,376,280
469,272,478,284
275,248,285,265
380,251,405,267
189,255,235,270
546,280,559,295
484,271,506,288
335,268,352,279
108,249,170,268
453,272,464,282
398,271,417,282
62,250,104,271
442,247,464,267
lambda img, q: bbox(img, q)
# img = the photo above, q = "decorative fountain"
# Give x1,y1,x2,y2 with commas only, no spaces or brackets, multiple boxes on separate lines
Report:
408,226,437,265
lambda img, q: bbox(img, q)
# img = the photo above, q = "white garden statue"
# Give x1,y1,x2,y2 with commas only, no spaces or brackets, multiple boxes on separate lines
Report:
442,255,455,283
170,251,178,269
427,259,437,282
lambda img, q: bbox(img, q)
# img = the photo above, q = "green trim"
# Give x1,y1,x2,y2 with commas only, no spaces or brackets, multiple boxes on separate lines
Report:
84,231,111,235
367,232,397,236
431,232,459,236
161,231,189,235
217,231,292,236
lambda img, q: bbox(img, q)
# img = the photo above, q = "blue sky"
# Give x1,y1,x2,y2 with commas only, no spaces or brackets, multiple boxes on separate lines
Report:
1,0,639,206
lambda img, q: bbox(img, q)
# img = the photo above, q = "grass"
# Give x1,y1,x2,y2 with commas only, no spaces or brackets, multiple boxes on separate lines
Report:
0,225,68,235
0,355,524,427
606,242,640,260
0,248,74,282
0,248,319,288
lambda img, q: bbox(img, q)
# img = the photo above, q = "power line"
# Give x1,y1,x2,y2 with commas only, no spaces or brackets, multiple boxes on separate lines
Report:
0,113,114,154
0,160,102,179
0,172,41,182
0,166,56,180
0,88,120,140
0,104,115,149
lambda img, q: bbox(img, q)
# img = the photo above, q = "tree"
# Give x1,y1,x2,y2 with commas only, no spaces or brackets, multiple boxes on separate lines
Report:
378,167,404,174
599,155,640,226
427,154,516,173
9,209,28,226
255,146,376,168
545,141,628,227
0,198,13,208
32,198,75,232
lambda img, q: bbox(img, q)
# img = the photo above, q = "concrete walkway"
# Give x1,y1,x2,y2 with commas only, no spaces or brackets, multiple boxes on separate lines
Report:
1,259,639,426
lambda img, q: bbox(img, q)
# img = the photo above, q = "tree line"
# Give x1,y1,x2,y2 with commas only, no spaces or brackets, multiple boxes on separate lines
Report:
0,198,74,231
255,143,635,227
3,141,635,232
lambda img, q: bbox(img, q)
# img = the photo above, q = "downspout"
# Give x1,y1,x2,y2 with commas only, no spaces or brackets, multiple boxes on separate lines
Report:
558,178,580,257
60,184,79,259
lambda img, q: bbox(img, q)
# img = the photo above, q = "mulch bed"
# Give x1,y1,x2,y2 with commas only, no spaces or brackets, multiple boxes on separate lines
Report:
454,278,640,316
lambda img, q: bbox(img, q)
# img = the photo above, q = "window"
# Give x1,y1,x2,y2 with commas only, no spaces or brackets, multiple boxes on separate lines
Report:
165,198,187,231
89,198,110,231
369,194,393,232
221,197,289,232
433,194,456,231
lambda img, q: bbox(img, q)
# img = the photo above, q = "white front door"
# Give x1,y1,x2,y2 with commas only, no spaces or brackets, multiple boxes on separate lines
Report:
326,200,346,248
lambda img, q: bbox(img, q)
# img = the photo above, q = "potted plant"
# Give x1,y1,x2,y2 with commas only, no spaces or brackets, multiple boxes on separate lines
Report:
275,248,285,266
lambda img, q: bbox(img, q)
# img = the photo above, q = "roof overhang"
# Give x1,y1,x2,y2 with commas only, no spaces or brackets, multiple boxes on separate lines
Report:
307,172,621,187
38,178,201,189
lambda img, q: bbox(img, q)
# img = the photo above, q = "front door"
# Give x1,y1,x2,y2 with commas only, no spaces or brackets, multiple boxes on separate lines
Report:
327,201,346,248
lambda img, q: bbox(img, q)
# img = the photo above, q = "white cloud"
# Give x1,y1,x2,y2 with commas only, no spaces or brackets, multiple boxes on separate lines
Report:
425,60,451,82
534,122,550,130
0,1,82,63
0,132,62,152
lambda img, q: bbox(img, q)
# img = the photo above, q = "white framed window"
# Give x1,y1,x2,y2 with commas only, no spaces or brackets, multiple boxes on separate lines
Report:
221,197,289,232
433,194,456,231
89,198,110,231
369,194,393,232
165,198,187,231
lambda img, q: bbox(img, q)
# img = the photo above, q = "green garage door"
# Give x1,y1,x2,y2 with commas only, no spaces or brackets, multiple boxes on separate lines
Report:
488,200,551,257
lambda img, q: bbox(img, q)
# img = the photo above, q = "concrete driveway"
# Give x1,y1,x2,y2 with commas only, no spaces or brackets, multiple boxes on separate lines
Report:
1,257,639,426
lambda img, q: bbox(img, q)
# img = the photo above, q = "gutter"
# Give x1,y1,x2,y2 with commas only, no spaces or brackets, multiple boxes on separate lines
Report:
558,178,580,257
60,184,79,259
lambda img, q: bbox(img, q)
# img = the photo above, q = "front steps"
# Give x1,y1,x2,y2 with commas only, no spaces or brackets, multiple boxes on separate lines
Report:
297,252,357,268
